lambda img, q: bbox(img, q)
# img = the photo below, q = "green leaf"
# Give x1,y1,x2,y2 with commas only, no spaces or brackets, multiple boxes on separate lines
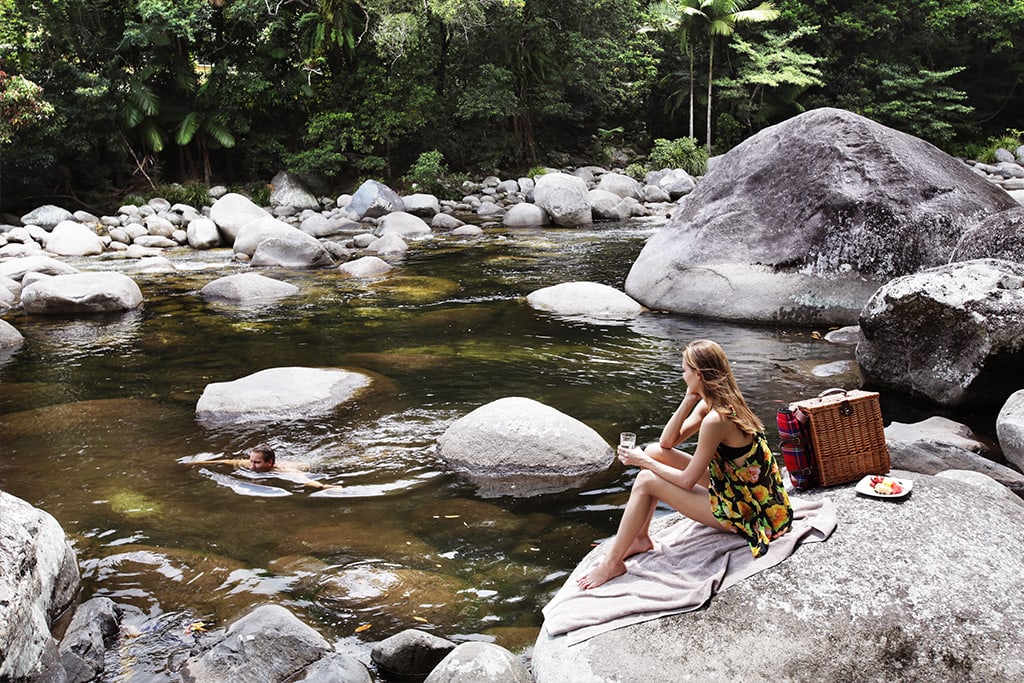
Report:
176,111,202,145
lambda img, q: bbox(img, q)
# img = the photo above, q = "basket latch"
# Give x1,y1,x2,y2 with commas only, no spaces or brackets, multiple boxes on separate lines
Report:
839,400,853,416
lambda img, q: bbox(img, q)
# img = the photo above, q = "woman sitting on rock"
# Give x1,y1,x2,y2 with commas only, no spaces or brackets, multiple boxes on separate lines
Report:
577,339,793,589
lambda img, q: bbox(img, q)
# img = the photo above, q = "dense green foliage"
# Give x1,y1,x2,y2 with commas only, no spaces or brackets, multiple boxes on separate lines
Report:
1,0,1021,213
648,137,708,175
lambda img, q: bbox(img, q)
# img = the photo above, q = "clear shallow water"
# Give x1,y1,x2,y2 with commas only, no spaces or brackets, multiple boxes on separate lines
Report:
0,219,961,677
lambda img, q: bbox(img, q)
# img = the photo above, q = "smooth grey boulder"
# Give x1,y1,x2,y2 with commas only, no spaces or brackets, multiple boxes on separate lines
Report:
949,205,1024,263
0,255,80,282
346,179,405,219
0,490,81,683
503,202,548,227
250,234,335,268
423,642,532,683
885,416,1024,495
587,189,630,221
595,172,643,201
650,168,697,199
269,170,320,210
0,318,23,349
526,281,643,319
534,172,593,227
451,224,483,237
857,258,1024,407
403,193,441,217
935,470,1024,507
437,396,614,497
20,204,74,230
44,220,104,256
21,272,143,314
186,217,222,249
195,366,372,423
533,474,1024,682
625,108,1018,325
338,255,393,278
367,233,409,256
209,193,272,244
232,216,307,257
375,211,432,239
200,272,299,302
432,213,465,230
997,390,1024,471
181,604,331,683
143,214,176,237
132,235,177,249
371,629,455,679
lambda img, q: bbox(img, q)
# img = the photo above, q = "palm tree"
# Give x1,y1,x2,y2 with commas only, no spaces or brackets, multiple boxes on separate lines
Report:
648,0,705,139
685,0,779,150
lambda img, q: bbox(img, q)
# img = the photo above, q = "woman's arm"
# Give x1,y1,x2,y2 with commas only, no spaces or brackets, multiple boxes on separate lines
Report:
658,392,705,449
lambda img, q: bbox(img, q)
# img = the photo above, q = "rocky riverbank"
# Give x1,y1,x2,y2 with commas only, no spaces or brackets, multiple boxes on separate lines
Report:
3,107,1024,681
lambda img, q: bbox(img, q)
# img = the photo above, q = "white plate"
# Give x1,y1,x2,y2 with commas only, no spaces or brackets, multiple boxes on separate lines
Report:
855,474,913,499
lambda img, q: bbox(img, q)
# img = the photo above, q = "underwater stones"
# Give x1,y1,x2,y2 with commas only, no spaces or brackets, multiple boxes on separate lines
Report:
437,396,613,497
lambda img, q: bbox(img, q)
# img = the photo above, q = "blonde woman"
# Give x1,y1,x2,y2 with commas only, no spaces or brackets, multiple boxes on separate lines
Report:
577,339,792,589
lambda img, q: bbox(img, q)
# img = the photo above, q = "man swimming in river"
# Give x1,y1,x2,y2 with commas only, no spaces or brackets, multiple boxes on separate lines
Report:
186,443,339,490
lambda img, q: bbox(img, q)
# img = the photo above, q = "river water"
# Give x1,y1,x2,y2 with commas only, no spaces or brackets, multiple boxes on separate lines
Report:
0,217,951,678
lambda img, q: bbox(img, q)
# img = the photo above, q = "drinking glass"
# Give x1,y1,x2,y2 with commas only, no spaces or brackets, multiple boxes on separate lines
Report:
619,432,637,450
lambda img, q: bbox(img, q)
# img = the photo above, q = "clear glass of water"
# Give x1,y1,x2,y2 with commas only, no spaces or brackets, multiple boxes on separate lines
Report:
619,432,636,450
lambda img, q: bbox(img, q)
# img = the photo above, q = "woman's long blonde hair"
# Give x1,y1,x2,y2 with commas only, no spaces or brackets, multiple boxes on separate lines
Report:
683,339,763,435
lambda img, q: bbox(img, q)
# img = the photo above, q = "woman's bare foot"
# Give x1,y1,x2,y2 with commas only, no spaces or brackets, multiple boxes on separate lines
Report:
576,560,627,589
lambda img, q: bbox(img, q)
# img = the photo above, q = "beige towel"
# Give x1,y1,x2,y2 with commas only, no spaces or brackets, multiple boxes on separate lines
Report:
542,497,837,645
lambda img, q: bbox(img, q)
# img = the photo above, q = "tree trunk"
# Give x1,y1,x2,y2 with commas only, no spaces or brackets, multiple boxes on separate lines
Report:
688,50,695,139
706,40,715,151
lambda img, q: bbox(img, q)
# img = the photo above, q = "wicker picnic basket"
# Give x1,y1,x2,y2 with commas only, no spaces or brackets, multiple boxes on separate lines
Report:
793,389,890,487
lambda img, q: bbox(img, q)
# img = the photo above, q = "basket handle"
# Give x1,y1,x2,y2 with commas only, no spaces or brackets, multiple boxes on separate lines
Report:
817,388,848,398
817,388,854,417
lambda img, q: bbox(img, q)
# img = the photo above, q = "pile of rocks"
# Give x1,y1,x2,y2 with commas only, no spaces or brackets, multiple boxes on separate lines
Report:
0,165,696,265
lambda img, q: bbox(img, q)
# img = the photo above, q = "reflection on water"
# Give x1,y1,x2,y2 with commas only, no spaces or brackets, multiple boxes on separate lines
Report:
0,220,953,676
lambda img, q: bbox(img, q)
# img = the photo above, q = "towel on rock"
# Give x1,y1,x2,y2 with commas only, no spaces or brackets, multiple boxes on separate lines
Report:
542,496,837,645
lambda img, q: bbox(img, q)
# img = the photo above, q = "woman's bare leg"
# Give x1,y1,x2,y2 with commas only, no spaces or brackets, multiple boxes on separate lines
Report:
576,470,724,589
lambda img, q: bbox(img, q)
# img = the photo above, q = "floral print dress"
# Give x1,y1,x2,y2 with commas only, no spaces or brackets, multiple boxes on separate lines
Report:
708,431,793,557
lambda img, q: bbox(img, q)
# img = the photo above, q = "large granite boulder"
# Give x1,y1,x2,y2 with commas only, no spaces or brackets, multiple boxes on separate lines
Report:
0,254,79,281
250,233,335,268
209,193,272,244
857,258,1024,407
186,217,222,249
195,366,372,423
269,170,320,210
200,272,300,302
0,490,81,682
181,604,335,682
346,179,405,219
534,173,593,227
21,272,144,314
526,281,644,319
44,220,105,256
949,205,1024,263
885,416,1024,495
371,629,455,679
20,204,74,230
436,396,613,497
625,108,1019,325
375,211,432,239
595,172,643,201
997,390,1024,471
533,473,1024,682
232,216,311,257
503,202,549,227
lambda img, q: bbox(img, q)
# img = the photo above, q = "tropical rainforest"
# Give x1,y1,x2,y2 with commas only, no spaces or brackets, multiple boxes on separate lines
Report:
1,0,1022,214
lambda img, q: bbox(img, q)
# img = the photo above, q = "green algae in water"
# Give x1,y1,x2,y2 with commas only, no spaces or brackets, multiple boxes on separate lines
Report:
107,490,162,518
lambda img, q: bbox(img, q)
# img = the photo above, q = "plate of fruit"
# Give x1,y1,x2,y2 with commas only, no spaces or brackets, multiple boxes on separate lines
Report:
855,475,913,498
